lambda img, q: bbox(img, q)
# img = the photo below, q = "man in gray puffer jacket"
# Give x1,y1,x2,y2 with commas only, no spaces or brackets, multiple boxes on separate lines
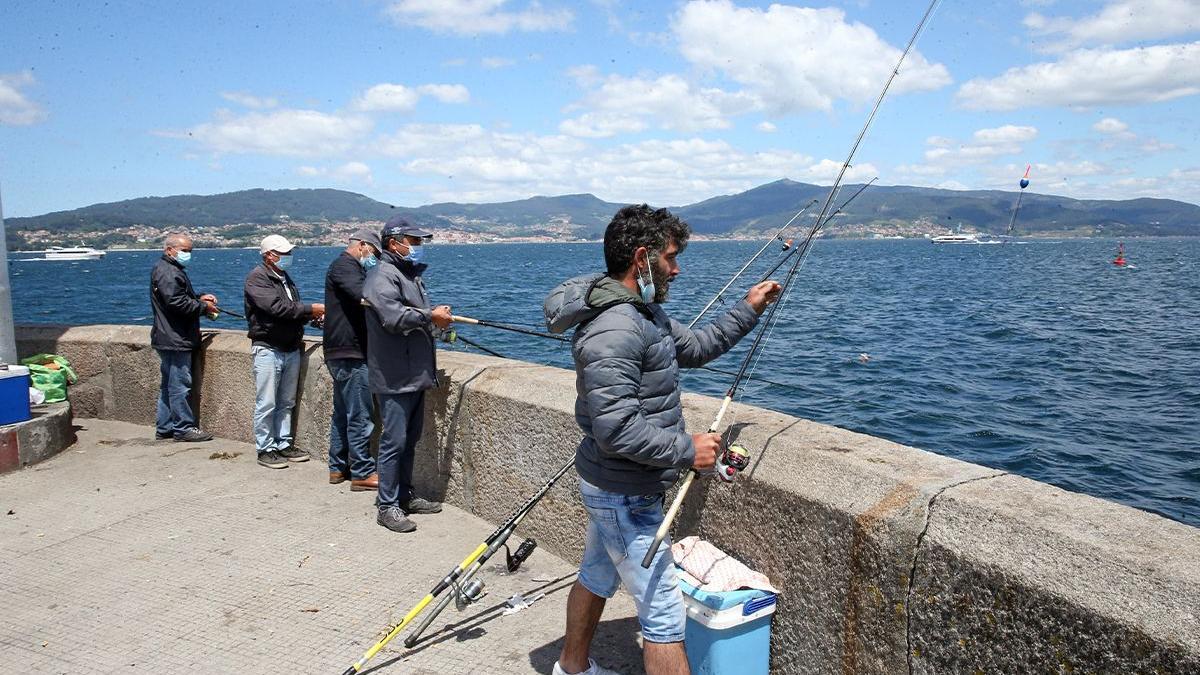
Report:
544,204,780,675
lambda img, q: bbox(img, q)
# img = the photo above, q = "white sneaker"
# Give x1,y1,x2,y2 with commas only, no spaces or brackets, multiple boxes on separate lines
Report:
552,658,622,675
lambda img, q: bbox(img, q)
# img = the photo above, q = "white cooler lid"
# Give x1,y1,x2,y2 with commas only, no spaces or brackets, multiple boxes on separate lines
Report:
0,365,31,379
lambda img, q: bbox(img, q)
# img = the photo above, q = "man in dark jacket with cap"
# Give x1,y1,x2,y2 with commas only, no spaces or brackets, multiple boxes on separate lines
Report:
244,234,325,470
363,217,452,533
150,232,217,442
543,205,779,675
323,229,381,490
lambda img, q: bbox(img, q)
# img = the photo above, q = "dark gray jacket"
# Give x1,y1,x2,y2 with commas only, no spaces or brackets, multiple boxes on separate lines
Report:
243,264,313,352
150,254,205,351
363,251,437,395
544,273,759,495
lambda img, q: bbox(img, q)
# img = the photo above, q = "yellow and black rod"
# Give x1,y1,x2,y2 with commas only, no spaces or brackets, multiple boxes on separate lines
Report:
451,314,570,343
339,459,575,674
213,306,244,319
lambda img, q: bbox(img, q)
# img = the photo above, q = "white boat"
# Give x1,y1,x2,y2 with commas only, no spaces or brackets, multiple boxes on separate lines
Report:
42,246,106,260
931,233,979,244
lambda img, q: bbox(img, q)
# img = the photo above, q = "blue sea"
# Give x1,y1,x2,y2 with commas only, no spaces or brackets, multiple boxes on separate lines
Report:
8,238,1199,527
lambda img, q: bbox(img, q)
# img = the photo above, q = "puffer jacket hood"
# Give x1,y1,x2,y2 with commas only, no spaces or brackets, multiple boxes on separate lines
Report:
544,273,646,334
544,272,761,496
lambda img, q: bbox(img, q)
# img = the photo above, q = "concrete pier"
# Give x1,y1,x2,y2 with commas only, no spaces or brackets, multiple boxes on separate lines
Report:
9,324,1200,674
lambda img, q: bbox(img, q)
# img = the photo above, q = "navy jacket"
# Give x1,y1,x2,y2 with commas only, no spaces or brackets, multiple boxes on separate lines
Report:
323,252,368,361
243,264,313,352
150,254,205,351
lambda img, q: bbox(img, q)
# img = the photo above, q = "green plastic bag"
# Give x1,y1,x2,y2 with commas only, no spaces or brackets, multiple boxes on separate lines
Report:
20,354,78,404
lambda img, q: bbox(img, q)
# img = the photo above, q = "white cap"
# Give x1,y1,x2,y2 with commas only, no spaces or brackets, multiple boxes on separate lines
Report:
259,234,295,254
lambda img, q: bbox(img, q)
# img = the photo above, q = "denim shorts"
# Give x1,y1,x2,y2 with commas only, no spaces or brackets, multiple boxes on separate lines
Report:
577,478,686,644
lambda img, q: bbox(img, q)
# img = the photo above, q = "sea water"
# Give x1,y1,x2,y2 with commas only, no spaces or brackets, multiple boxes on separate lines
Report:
9,238,1199,526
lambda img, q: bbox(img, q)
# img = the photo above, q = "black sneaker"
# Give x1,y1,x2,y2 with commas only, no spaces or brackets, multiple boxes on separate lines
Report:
174,428,213,442
277,447,309,463
155,431,173,440
377,506,417,533
403,497,443,514
257,451,289,469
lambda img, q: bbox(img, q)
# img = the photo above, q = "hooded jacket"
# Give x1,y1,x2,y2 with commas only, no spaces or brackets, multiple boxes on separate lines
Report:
150,254,205,351
544,273,759,495
243,263,313,352
363,250,437,395
323,251,369,361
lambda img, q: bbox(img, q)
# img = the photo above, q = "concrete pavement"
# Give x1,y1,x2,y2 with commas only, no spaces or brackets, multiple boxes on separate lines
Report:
0,419,641,674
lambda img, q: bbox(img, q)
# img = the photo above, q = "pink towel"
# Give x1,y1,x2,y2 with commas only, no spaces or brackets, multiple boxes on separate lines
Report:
671,536,779,594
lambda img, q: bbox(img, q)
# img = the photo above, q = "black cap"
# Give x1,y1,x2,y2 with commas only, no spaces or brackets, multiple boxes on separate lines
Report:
381,216,433,242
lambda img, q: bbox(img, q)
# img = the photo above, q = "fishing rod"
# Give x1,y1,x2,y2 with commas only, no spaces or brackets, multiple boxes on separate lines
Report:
339,460,576,674
755,177,877,284
687,199,818,328
452,314,569,342
454,333,506,358
212,306,244,319
642,0,943,569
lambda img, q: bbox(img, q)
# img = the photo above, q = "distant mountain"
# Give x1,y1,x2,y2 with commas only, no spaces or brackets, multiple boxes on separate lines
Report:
676,179,1200,237
6,181,1199,250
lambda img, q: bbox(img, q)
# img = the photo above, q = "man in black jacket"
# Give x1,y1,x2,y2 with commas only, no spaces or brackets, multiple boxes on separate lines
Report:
244,234,325,469
150,233,217,442
363,217,452,533
323,229,381,490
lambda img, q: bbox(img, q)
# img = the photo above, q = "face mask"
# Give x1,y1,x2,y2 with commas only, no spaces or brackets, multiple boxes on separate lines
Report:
636,262,656,304
360,254,378,270
275,254,293,271
404,244,425,264
175,250,192,267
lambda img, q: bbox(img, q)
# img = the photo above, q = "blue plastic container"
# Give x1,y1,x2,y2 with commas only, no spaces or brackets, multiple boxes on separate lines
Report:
679,576,777,675
0,365,32,425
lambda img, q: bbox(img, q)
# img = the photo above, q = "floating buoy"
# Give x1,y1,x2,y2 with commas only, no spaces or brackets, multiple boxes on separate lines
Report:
1113,242,1127,267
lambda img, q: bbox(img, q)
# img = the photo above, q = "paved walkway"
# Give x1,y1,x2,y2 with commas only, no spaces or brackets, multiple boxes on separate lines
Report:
0,419,642,674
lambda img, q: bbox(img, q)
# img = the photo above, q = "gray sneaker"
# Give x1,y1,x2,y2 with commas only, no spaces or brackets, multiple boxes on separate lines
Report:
403,497,443,514
377,506,417,533
257,451,289,469
277,447,309,463
174,428,213,442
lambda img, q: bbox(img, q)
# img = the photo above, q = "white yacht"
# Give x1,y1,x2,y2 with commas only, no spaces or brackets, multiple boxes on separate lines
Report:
42,246,106,260
930,233,979,244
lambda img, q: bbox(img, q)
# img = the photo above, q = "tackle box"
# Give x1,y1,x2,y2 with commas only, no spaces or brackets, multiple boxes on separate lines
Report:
0,365,32,425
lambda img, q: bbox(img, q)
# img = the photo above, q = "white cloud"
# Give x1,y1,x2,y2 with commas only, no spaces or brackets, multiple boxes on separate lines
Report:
0,71,45,126
220,91,278,109
296,161,375,184
352,84,421,112
386,0,573,35
482,56,516,69
673,0,951,114
757,121,777,133
371,122,848,205
560,72,757,137
956,42,1200,110
417,83,470,103
1092,117,1129,135
1024,0,1200,51
912,125,1039,172
183,109,373,156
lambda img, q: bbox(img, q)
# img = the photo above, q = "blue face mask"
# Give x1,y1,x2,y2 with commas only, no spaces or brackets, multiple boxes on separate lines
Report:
275,254,293,271
175,250,192,267
636,262,656,304
360,254,378,270
404,244,425,264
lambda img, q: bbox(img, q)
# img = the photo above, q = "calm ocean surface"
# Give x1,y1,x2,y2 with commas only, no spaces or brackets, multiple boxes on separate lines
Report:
9,238,1199,526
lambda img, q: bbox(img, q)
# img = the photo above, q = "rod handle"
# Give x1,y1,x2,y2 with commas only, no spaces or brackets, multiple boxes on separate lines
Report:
451,314,479,324
641,472,695,568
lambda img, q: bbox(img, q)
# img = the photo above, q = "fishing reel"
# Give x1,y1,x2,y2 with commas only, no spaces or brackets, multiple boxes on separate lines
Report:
714,444,751,483
452,577,487,611
505,538,537,573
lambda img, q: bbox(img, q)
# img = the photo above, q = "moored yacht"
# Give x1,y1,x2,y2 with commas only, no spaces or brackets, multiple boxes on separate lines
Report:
42,246,106,260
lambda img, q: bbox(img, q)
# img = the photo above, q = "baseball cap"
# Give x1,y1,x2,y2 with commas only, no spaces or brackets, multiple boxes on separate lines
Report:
259,234,296,254
381,216,433,242
350,228,382,251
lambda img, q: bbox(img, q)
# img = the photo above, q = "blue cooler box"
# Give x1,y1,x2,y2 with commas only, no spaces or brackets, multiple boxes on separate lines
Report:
0,365,33,426
679,576,777,675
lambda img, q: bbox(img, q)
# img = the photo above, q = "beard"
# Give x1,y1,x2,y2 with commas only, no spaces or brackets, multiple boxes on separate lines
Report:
651,264,672,303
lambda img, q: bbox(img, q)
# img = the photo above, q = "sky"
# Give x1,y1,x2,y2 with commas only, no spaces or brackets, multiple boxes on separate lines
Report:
1,0,1199,218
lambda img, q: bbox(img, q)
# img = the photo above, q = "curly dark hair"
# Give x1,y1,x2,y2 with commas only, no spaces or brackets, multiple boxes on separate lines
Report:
603,204,691,275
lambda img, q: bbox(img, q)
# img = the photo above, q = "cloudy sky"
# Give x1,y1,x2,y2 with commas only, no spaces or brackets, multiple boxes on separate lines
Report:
1,0,1198,217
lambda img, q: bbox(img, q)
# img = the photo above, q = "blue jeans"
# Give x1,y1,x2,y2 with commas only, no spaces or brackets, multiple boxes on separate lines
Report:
327,358,375,479
577,478,686,644
251,345,301,454
376,391,425,508
155,349,196,436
